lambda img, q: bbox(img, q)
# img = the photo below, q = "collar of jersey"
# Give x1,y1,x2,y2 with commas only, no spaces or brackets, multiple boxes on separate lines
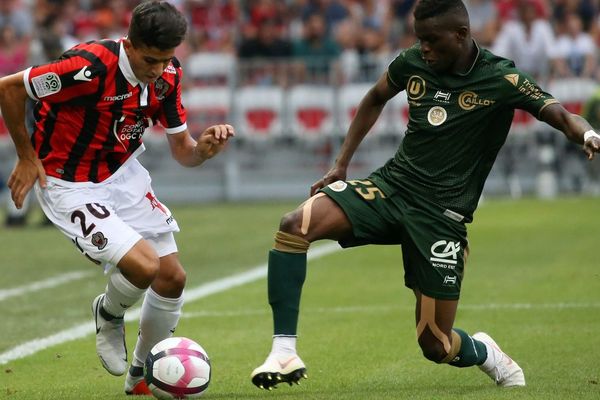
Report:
455,40,481,77
118,40,147,89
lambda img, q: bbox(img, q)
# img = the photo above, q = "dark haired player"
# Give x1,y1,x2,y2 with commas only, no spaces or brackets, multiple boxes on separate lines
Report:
0,1,234,395
250,0,600,390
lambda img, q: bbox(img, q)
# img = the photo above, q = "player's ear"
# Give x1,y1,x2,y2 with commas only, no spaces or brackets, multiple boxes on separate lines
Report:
123,38,133,52
455,26,468,41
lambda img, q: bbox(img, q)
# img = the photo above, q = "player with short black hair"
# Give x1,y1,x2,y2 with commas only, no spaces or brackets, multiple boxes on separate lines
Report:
0,1,234,396
250,0,600,390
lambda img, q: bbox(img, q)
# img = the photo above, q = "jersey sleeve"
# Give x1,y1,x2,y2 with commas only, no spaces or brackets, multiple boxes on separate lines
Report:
23,44,101,103
156,60,187,135
498,65,559,118
386,48,413,91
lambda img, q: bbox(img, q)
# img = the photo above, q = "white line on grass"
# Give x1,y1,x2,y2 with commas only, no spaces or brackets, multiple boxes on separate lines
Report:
0,271,95,302
0,243,341,365
180,302,600,319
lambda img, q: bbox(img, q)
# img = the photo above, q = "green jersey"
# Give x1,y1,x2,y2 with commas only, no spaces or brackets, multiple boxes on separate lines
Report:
369,43,558,222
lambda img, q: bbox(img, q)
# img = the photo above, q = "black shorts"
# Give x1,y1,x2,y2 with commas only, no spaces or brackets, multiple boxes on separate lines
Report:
321,179,468,300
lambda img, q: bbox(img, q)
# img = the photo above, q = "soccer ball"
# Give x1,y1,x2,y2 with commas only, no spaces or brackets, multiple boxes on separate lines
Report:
144,337,211,399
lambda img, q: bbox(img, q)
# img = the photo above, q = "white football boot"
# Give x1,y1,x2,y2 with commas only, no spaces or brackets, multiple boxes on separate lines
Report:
124,366,152,396
251,353,307,390
473,332,526,387
92,294,128,376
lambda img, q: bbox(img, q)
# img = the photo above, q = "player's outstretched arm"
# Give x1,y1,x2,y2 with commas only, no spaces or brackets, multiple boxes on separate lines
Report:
310,72,399,196
166,124,235,167
0,72,47,209
540,103,600,160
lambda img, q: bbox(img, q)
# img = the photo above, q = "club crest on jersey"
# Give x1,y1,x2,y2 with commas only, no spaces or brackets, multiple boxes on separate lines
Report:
91,232,108,250
154,78,170,100
327,180,348,192
31,72,61,98
427,106,447,126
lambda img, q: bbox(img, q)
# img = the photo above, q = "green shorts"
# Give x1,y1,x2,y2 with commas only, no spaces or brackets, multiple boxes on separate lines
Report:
321,179,468,300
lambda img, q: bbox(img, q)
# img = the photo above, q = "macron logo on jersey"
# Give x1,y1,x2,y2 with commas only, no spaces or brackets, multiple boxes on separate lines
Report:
74,66,93,82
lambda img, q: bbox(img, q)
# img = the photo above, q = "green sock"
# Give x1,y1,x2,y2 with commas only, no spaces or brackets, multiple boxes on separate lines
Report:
449,328,488,368
268,249,307,335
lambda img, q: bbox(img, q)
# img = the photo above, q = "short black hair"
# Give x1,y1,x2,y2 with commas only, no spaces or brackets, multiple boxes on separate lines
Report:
128,1,187,50
414,0,468,21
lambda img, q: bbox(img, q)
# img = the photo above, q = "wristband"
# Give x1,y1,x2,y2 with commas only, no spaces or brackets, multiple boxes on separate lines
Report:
583,130,600,142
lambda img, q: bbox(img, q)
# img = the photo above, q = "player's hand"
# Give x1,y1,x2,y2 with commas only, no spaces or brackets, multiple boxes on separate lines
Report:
7,156,47,209
583,134,600,160
195,124,235,160
310,165,347,196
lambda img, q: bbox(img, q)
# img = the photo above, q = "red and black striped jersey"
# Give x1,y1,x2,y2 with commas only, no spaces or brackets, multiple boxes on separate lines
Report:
24,39,187,184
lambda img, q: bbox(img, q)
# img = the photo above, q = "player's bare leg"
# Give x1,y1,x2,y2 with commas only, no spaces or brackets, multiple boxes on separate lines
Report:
251,194,352,389
125,251,186,395
93,239,159,376
414,290,525,387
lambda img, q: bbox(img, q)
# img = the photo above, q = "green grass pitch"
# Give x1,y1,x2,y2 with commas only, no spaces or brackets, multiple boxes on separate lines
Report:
0,198,599,399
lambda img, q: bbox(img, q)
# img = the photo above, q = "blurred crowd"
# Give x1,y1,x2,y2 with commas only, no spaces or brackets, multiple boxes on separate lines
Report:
2,0,600,83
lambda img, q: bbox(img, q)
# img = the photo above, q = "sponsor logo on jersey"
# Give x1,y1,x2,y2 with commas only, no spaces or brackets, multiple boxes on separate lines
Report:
327,180,347,192
427,106,447,126
443,275,457,285
434,90,451,103
165,65,177,74
458,91,496,111
407,75,426,100
154,77,171,100
504,74,519,86
91,231,108,250
104,92,133,102
430,240,460,265
31,72,61,98
73,66,93,82
517,79,545,101
112,115,147,148
146,192,169,215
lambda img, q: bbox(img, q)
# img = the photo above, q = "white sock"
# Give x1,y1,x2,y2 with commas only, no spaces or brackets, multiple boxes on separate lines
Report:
131,288,184,368
270,335,297,355
102,270,146,318
480,341,497,371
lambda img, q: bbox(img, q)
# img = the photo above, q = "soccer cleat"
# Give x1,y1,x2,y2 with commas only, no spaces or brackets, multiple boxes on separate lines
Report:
124,366,152,396
251,353,307,390
92,294,128,376
473,332,526,387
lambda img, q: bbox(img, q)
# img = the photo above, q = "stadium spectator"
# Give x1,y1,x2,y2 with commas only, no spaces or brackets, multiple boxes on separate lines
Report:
464,0,498,46
0,1,234,397
492,0,556,80
249,0,600,391
552,11,597,78
237,18,292,59
0,25,29,77
0,0,33,40
292,12,340,83
299,0,350,34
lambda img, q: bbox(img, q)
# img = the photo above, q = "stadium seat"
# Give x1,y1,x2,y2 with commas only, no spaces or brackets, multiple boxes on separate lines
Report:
337,83,387,138
186,52,236,86
287,85,335,140
387,90,410,136
183,86,232,138
234,86,284,139
547,77,598,115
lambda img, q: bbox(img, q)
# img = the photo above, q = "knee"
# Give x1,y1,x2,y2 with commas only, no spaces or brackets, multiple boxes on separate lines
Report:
165,266,187,293
135,253,161,285
279,210,303,235
418,337,448,364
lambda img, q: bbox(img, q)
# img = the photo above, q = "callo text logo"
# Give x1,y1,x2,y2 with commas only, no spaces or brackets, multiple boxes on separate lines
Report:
458,91,496,111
